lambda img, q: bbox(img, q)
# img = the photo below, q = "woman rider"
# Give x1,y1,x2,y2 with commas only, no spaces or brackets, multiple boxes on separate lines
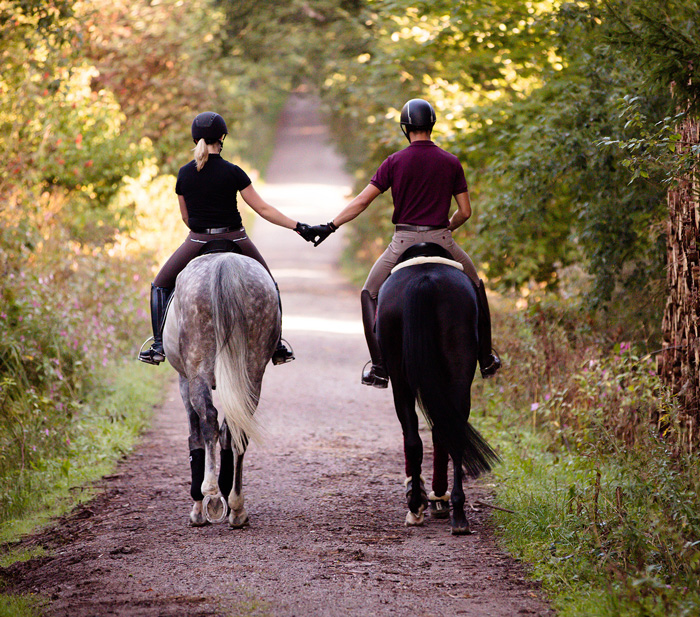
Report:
308,99,501,387
139,111,317,366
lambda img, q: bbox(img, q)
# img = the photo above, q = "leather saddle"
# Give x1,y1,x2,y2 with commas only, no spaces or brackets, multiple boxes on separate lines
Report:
197,239,243,256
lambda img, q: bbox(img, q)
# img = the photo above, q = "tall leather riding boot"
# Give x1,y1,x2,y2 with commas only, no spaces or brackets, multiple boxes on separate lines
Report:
138,285,173,365
474,279,501,378
360,290,388,388
271,283,294,365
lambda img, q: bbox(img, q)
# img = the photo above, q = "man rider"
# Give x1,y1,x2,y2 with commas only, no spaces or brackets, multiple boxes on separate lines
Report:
308,98,501,387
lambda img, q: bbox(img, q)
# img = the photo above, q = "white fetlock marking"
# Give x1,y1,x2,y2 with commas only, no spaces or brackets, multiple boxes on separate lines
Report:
229,507,249,528
190,501,208,527
405,504,426,526
228,493,244,511
428,490,451,502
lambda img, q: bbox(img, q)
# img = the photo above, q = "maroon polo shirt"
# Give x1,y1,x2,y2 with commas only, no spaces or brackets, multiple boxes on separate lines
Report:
369,140,468,227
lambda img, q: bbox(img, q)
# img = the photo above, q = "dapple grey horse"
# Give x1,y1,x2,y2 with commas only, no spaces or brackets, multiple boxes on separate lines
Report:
163,251,279,527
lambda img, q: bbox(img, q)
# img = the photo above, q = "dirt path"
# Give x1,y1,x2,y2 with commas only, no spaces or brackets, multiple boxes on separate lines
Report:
2,96,553,617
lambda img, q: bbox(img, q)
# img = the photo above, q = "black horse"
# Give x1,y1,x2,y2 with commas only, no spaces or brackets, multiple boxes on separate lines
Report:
376,243,499,535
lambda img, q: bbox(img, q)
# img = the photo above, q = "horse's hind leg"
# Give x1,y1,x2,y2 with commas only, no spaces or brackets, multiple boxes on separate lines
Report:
180,375,207,526
392,379,426,526
186,375,222,523
428,434,451,519
450,455,470,535
219,422,249,528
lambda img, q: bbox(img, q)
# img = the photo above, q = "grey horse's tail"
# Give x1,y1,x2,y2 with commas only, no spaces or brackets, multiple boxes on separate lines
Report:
211,257,262,452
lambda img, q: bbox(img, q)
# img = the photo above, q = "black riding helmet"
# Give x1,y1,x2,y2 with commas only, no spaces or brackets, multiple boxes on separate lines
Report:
191,112,228,145
400,99,436,142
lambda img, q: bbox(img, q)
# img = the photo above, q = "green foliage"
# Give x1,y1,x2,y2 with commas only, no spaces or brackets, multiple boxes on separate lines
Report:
0,361,168,542
0,594,45,617
472,297,700,617
603,0,700,113
309,0,675,327
1,1,148,238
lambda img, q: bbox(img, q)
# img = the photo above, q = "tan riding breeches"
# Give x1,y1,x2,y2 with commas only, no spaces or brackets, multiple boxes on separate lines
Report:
362,227,479,299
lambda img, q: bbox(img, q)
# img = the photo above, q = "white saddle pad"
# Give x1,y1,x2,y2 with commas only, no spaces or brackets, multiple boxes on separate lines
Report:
391,256,464,275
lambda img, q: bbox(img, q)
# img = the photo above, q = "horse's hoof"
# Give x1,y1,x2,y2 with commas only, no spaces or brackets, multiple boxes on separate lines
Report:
189,502,209,527
451,526,472,535
229,508,249,529
450,521,472,535
405,506,426,526
203,494,228,524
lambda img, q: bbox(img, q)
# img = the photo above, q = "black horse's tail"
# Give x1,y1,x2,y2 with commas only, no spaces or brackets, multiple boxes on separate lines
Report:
402,274,499,478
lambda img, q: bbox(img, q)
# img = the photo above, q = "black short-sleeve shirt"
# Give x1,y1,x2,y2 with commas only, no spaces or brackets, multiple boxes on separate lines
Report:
175,153,252,229
370,140,468,227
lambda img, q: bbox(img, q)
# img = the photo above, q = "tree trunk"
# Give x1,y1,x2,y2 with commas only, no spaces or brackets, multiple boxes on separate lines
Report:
659,117,700,449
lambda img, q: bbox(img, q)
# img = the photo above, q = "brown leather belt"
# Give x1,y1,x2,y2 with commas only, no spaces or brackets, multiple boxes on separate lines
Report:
190,225,243,235
395,224,445,232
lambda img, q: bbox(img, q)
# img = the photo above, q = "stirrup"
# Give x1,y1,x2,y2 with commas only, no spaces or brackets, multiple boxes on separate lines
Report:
480,349,502,379
361,361,388,388
138,337,165,365
272,338,295,365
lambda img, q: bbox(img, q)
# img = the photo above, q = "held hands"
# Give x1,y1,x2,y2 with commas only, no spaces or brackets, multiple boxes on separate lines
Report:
308,221,337,246
294,222,317,242
295,221,337,247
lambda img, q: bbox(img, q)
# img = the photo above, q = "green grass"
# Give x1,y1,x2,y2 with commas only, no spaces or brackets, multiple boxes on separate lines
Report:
0,594,46,617
471,316,700,617
0,360,170,546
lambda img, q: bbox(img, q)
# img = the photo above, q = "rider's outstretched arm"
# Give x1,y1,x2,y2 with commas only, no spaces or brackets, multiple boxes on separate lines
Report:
307,184,382,247
240,184,298,229
331,184,382,228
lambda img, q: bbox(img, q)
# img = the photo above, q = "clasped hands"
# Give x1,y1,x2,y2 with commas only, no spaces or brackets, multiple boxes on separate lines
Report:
294,221,338,247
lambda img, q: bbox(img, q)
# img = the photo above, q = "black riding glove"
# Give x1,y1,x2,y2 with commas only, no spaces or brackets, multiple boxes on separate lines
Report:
309,221,337,247
294,222,317,243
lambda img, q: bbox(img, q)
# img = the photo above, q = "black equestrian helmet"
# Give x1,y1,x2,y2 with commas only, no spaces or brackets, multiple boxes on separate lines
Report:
191,112,228,144
400,99,436,140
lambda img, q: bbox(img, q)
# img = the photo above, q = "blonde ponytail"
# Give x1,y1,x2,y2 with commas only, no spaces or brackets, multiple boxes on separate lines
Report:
194,138,209,171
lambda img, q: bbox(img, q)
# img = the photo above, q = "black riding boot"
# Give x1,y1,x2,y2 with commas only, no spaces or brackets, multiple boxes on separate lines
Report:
360,290,388,388
271,283,294,365
474,279,501,378
138,285,173,365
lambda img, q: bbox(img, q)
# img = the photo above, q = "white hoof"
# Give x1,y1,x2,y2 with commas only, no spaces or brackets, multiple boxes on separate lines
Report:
189,501,208,527
203,494,228,524
405,505,426,526
229,508,249,529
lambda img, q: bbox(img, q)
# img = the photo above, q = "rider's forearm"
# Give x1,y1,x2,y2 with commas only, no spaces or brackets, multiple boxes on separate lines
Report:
331,184,381,227
448,211,468,231
240,184,297,229
332,201,368,227
253,203,297,229
448,191,472,231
